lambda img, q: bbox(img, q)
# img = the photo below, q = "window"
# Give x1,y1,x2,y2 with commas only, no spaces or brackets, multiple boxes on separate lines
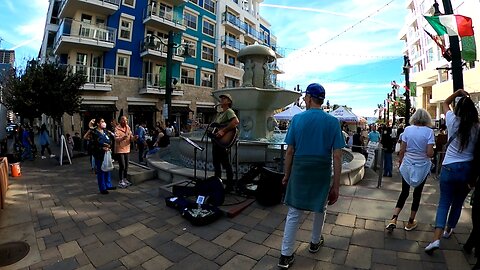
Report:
184,12,197,30
224,53,236,66
189,0,198,4
201,45,214,62
427,48,434,63
182,37,196,58
181,67,195,85
201,71,214,87
76,53,87,73
119,17,133,41
202,20,215,37
159,3,173,20
117,54,130,76
204,0,215,13
122,0,135,8
225,77,239,88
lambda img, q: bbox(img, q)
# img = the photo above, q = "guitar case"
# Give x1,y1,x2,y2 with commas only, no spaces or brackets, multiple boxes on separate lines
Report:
165,196,223,226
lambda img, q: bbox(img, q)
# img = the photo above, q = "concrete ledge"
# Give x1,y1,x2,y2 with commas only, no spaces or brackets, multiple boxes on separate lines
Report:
147,159,214,183
112,162,157,185
340,152,366,186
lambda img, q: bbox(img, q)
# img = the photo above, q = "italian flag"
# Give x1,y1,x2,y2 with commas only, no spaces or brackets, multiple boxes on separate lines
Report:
424,15,474,37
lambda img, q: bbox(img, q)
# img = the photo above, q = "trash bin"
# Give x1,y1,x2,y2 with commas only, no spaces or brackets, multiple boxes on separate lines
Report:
10,163,21,177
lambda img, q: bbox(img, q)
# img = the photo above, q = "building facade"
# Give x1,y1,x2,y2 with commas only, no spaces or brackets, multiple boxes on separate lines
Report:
399,0,480,121
39,0,280,135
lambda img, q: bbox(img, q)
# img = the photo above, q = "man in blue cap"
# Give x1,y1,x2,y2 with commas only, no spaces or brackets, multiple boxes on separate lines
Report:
278,83,345,269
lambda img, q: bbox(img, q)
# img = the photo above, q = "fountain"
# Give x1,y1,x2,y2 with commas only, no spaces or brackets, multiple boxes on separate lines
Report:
148,44,365,185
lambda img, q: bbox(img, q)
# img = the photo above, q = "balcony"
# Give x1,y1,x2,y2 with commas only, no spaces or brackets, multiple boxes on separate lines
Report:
54,19,116,54
271,44,285,58
221,36,245,53
139,36,185,62
222,12,245,34
59,0,120,18
70,65,114,91
139,73,184,95
244,25,259,42
143,5,185,32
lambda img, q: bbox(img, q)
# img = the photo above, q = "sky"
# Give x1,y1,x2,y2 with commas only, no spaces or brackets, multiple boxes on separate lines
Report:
0,0,408,117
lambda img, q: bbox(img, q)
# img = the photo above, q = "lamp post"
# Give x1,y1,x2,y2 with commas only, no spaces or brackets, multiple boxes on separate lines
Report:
387,93,391,124
403,55,411,126
391,81,397,126
146,30,190,122
433,0,463,92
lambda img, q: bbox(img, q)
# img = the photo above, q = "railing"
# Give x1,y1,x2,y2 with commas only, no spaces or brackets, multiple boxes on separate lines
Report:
140,36,184,57
144,73,165,88
271,46,285,58
222,12,246,31
59,0,120,15
222,36,245,51
70,65,114,85
55,18,116,46
144,5,184,27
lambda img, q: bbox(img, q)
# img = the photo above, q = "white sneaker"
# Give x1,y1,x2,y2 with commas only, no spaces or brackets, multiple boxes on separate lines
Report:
442,228,453,239
49,154,56,158
41,156,46,159
124,178,132,186
425,240,440,254
118,180,128,189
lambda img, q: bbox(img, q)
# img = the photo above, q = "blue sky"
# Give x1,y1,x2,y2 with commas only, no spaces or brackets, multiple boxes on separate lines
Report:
0,0,408,117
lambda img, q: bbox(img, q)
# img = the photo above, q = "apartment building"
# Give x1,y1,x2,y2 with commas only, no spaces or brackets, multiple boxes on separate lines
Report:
399,0,480,121
39,0,280,134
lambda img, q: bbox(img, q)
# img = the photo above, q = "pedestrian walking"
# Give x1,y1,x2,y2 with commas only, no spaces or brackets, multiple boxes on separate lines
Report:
386,109,434,232
115,116,134,188
136,122,147,163
425,89,479,254
381,126,395,177
351,127,364,154
85,118,115,194
38,124,55,159
278,83,345,269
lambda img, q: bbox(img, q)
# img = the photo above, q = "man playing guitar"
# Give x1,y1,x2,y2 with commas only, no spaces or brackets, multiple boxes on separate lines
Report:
212,94,239,192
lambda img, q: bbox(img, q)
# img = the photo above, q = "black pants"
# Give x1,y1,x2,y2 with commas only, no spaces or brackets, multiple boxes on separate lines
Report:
41,143,52,156
466,189,480,256
117,153,129,180
138,143,145,162
395,178,426,212
212,143,233,186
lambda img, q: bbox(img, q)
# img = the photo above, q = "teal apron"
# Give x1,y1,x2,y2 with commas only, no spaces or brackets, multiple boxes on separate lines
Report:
284,155,332,212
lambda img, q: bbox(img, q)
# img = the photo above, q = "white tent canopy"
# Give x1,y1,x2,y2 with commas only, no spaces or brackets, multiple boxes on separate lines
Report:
329,106,361,122
273,105,304,120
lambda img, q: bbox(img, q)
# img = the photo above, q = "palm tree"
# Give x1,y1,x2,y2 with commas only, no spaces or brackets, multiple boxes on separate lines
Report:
374,104,384,120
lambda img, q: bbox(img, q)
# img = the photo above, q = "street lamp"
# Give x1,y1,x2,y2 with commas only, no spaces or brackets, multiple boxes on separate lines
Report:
403,55,412,126
145,30,191,121
391,81,398,126
432,0,463,92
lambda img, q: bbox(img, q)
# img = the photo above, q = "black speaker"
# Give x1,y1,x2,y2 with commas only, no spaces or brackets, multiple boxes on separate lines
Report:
256,167,284,206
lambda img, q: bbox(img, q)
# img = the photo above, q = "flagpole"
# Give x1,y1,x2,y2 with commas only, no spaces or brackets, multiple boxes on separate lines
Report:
436,0,464,92
403,55,411,127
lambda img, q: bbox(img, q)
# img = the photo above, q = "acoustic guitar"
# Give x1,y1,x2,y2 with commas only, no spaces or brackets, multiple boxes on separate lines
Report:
207,123,239,148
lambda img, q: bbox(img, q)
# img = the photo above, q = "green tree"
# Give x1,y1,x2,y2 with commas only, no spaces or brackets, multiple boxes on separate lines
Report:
2,60,86,128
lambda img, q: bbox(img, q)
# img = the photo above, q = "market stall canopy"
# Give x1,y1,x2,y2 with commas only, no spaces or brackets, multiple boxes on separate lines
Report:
273,105,304,120
329,106,361,122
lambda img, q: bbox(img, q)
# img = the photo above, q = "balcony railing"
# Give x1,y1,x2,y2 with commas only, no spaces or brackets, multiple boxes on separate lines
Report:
55,18,116,47
140,36,185,57
222,36,245,51
144,73,165,88
144,5,184,27
70,65,114,85
59,0,120,17
222,12,246,31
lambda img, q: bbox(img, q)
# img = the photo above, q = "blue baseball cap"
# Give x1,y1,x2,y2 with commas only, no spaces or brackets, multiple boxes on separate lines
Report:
304,83,326,99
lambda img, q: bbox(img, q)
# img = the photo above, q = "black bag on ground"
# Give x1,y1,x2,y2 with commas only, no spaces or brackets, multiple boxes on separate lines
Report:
256,167,285,206
165,196,223,226
196,176,225,206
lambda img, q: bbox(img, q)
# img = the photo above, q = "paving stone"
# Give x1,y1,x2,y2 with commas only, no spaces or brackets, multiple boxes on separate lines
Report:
314,261,355,270
260,212,287,229
74,252,90,266
384,238,420,253
58,241,82,259
323,234,350,251
61,227,83,242
77,234,100,248
220,254,257,270
43,257,79,270
231,214,261,228
99,213,121,225
371,263,396,270
345,245,372,269
443,250,471,270
188,238,226,260
116,223,147,237
36,228,51,238
142,255,173,270
40,247,61,260
398,251,421,261
230,239,269,260
168,253,219,270
174,232,200,246
150,241,192,262
85,217,104,226
81,223,111,237
76,264,96,270
243,229,270,244
351,229,384,249
405,230,432,242
262,233,283,249
365,220,385,231
43,232,64,248
213,228,245,248
95,259,125,270
133,227,157,240
331,249,348,265
84,242,127,268
95,230,121,244
336,213,356,227
119,246,158,268
252,254,278,270
249,208,270,219
188,226,225,241
296,242,335,262
253,223,277,234
144,230,177,249
331,225,354,238
37,237,46,251
372,249,396,266
396,258,423,270
214,250,237,266
422,261,448,270
355,218,366,229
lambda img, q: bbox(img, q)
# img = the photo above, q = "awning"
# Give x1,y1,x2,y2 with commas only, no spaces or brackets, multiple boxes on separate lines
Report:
79,104,118,112
128,105,159,112
196,107,216,113
171,106,193,114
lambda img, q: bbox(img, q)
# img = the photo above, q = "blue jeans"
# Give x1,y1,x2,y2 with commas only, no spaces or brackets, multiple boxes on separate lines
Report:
435,161,472,229
281,206,326,256
95,159,112,192
383,152,393,176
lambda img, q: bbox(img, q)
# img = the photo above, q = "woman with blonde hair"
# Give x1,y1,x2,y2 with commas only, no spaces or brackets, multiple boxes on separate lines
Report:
386,108,435,232
425,89,479,255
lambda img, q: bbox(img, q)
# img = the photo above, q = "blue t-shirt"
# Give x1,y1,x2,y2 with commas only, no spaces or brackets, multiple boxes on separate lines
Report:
368,131,380,142
285,108,345,156
136,126,146,144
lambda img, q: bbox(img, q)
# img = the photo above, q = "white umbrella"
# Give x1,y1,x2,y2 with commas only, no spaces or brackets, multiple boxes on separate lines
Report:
273,105,304,120
329,106,360,122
